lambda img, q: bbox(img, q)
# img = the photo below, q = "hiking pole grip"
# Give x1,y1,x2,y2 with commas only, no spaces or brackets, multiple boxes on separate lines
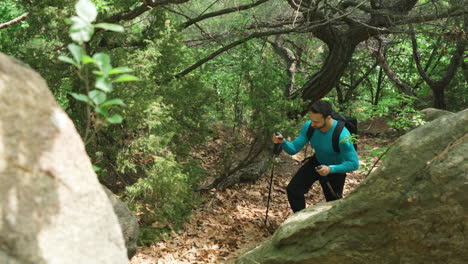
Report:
316,165,342,199
273,132,283,155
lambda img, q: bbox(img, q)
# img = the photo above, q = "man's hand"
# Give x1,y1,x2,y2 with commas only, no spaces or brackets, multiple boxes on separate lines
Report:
272,133,284,144
315,165,330,176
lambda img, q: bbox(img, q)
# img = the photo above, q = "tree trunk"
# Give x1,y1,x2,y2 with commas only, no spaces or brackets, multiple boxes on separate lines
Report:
374,66,384,105
300,40,357,105
335,84,344,106
432,86,447,110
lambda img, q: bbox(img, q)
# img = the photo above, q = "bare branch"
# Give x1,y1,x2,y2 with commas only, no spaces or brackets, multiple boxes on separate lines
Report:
393,6,468,25
371,38,414,96
175,27,298,78
410,24,465,88
0,12,30,30
104,0,191,23
268,35,299,96
183,0,270,28
246,18,300,30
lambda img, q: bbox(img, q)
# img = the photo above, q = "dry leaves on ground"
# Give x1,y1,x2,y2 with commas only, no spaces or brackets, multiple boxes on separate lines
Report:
130,136,391,264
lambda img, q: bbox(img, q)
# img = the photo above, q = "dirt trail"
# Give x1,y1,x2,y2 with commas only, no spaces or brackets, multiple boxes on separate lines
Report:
130,136,389,264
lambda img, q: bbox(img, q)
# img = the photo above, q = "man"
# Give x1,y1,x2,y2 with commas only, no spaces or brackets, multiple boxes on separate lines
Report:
272,100,359,212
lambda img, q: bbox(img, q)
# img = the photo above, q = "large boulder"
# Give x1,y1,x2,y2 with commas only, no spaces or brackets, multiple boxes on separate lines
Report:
237,109,468,264
0,53,129,263
421,107,453,121
102,185,139,259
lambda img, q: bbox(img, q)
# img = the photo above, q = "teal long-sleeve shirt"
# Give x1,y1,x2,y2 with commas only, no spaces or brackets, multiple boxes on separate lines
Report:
282,120,359,174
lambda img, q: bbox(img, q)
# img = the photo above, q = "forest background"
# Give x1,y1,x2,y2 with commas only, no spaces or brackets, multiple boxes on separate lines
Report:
1,0,466,246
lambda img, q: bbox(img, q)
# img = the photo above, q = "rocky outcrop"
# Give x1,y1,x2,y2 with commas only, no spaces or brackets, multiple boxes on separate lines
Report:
421,107,453,121
102,185,139,259
237,109,468,264
0,53,128,263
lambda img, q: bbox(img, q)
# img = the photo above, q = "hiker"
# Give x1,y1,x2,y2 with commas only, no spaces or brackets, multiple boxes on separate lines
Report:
272,100,359,212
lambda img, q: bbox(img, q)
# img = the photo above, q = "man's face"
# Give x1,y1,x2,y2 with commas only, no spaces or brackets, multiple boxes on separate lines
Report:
310,112,327,130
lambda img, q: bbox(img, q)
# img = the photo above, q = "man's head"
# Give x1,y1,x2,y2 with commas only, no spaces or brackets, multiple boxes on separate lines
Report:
309,100,334,130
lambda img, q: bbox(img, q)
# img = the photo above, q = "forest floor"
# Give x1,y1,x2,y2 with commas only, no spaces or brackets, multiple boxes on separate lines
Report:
130,134,393,264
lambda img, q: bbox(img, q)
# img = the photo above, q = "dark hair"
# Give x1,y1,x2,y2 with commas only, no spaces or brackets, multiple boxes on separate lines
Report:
309,100,333,118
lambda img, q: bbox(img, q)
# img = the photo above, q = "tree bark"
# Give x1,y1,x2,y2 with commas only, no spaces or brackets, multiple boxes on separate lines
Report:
290,0,421,106
299,39,357,104
411,25,465,110
0,12,29,29
374,66,384,105
268,35,299,97
432,85,447,110
373,39,415,97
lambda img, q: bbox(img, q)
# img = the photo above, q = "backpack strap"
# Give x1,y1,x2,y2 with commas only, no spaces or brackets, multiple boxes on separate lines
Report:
306,123,315,142
332,121,345,153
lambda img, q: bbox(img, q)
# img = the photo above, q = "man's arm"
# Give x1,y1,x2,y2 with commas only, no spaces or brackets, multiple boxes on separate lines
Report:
329,132,359,174
281,121,310,155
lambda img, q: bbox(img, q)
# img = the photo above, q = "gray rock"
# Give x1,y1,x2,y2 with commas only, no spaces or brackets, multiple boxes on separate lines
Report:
102,185,139,259
0,52,128,263
421,107,453,121
236,109,468,264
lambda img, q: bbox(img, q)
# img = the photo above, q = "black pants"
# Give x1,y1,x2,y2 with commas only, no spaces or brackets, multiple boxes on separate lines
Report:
286,156,346,212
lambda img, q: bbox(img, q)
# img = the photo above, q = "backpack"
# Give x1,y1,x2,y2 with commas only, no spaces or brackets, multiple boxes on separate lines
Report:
306,112,358,152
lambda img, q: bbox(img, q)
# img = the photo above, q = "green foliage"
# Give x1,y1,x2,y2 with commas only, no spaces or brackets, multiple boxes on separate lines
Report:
360,145,390,176
373,93,427,131
59,0,138,135
138,226,172,247
118,101,205,241
4,0,466,248
0,1,28,51
345,92,426,132
73,9,214,244
199,40,305,138
340,134,358,145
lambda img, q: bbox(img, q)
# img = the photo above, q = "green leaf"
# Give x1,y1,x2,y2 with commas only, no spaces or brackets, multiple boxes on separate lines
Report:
92,165,101,172
114,74,139,82
108,67,133,75
70,16,94,44
67,43,84,64
107,114,123,124
76,0,97,23
101,98,126,108
94,23,124,32
94,106,108,116
95,77,113,92
88,90,106,105
93,53,112,74
92,70,104,76
70,92,90,104
58,56,76,66
82,55,95,64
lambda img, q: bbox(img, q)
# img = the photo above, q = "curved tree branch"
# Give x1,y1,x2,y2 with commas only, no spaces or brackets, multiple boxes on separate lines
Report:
372,38,414,96
175,27,298,78
0,12,30,30
104,0,191,23
393,6,468,26
410,25,465,88
268,35,299,97
183,0,271,28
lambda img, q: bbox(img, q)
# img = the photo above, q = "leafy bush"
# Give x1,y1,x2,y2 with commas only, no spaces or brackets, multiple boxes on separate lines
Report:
118,101,205,245
351,93,426,132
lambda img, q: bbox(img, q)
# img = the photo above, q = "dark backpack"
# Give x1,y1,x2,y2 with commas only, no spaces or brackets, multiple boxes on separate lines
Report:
306,112,358,152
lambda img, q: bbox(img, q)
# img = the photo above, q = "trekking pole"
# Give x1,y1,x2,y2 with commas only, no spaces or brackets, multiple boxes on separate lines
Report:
264,132,283,226
316,165,342,199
